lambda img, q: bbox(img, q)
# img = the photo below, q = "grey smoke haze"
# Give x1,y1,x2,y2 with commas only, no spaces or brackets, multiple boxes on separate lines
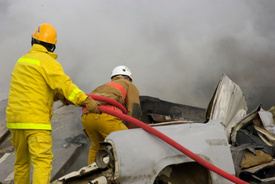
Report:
0,0,275,110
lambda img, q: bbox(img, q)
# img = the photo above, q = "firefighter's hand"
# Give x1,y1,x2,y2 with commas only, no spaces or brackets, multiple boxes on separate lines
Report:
83,97,101,114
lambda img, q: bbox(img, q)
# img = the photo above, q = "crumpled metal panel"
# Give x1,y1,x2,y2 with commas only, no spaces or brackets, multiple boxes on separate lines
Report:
230,106,260,144
53,162,99,182
239,160,275,183
231,106,275,147
205,74,248,140
258,110,275,135
105,120,235,184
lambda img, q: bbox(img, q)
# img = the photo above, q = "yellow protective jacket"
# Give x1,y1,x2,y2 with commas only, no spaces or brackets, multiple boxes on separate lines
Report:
90,76,142,120
6,44,87,130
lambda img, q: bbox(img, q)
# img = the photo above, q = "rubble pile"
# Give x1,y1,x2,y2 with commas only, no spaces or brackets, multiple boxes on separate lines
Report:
230,105,275,183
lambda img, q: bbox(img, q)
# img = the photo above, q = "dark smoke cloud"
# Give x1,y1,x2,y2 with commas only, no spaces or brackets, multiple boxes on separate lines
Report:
1,0,274,111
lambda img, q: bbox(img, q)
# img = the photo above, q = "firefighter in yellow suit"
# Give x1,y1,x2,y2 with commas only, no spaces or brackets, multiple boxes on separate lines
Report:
81,66,142,164
6,23,100,184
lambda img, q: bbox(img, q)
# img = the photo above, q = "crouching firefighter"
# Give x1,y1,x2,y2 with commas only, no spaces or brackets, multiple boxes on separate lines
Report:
81,65,142,164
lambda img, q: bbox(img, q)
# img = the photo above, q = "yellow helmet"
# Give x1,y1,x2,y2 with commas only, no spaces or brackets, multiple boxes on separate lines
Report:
32,23,57,44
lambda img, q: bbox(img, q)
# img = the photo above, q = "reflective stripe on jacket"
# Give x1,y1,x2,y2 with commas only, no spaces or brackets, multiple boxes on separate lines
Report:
105,82,127,101
6,44,87,130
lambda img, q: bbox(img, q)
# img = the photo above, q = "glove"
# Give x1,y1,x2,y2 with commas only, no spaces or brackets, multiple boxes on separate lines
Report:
83,97,101,114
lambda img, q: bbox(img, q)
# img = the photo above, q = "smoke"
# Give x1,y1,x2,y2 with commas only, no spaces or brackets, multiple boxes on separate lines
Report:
1,0,275,110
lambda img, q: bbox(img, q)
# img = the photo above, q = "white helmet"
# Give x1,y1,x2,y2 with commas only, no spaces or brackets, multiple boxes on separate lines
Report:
111,65,133,81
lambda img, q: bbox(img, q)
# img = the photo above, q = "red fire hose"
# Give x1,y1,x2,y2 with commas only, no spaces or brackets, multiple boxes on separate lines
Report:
89,94,127,114
89,94,249,184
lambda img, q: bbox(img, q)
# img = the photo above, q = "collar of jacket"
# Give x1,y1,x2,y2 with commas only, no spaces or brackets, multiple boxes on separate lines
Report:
31,44,58,59
112,75,125,81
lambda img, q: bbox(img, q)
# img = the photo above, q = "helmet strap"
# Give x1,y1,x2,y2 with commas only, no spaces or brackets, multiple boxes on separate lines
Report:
31,37,56,52
123,75,132,82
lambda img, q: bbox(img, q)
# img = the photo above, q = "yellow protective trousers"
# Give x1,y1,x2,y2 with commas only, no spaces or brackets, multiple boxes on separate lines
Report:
9,129,54,184
81,113,128,164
